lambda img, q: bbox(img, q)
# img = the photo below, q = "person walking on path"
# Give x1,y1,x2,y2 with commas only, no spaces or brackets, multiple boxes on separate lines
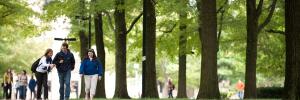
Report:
167,79,175,98
28,75,36,100
19,70,28,100
3,68,13,99
79,49,103,100
35,48,55,100
235,80,245,99
53,43,75,100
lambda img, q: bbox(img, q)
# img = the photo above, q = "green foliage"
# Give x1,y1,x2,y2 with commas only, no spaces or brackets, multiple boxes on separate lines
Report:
0,0,48,74
0,0,286,93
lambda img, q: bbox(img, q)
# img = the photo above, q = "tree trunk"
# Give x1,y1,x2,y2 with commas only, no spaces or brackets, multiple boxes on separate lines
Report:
141,0,158,98
244,0,258,98
79,30,88,98
283,0,300,99
177,0,188,98
94,12,106,98
113,0,130,98
196,0,220,99
78,0,87,98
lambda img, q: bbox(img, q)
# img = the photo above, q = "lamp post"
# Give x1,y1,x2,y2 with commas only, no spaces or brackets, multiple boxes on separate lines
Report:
76,14,92,49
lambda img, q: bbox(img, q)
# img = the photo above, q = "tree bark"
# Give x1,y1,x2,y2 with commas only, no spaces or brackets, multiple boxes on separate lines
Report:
196,0,220,99
244,0,277,98
78,0,87,98
141,0,159,98
177,0,188,98
244,0,258,98
113,0,130,98
79,30,88,98
94,12,106,98
283,0,300,99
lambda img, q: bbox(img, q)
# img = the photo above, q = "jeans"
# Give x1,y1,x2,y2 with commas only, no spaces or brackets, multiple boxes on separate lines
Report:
168,89,173,98
58,69,71,100
19,86,27,99
238,91,244,99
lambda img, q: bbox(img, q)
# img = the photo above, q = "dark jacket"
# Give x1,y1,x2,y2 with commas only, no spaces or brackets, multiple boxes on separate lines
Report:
28,79,36,91
79,58,103,76
53,50,75,73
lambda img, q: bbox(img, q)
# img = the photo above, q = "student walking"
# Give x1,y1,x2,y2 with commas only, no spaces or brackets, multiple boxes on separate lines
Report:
79,49,103,100
19,70,28,100
53,43,75,100
28,75,36,100
35,48,55,100
236,80,245,99
167,79,175,98
3,68,13,99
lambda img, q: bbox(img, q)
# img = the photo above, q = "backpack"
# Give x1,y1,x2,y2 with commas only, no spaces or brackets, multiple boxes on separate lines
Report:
31,58,41,73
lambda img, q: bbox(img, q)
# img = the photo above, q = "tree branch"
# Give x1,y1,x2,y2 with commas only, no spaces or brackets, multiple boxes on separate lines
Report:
266,29,285,35
102,10,115,33
1,10,15,18
256,0,264,18
159,24,177,33
126,12,143,34
217,0,228,13
258,0,277,33
217,9,225,52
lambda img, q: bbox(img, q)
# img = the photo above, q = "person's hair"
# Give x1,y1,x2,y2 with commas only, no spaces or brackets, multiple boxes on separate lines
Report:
44,48,53,57
22,70,26,75
85,49,97,60
62,42,69,48
6,68,12,74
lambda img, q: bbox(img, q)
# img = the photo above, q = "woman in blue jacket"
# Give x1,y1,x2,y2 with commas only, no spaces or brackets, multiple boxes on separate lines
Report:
79,49,103,100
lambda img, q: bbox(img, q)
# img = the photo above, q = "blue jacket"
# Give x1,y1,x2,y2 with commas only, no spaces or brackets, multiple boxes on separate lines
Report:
28,79,36,90
53,50,75,73
79,58,103,76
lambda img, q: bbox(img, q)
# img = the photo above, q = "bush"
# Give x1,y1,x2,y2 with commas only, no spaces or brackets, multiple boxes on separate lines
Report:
257,87,283,98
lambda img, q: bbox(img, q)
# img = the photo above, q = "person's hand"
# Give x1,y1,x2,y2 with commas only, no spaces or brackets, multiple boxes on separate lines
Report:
59,60,64,63
50,64,56,69
98,76,102,80
80,74,83,78
49,64,55,68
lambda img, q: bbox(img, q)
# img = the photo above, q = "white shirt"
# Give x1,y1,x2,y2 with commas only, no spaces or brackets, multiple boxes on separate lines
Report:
36,56,50,73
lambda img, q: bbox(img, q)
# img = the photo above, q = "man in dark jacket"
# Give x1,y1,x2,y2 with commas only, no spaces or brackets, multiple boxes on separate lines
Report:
53,42,75,100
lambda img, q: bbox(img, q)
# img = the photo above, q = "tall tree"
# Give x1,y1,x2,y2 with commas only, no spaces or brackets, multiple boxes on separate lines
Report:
142,0,159,98
196,0,220,99
78,0,89,98
283,0,300,99
113,0,130,98
245,0,277,98
177,0,188,98
94,12,106,98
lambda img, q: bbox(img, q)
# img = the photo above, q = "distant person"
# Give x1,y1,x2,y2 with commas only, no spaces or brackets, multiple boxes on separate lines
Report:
53,42,75,100
79,49,103,100
236,80,245,99
19,70,28,100
28,75,36,100
35,48,55,100
14,76,20,99
3,68,13,99
167,79,175,98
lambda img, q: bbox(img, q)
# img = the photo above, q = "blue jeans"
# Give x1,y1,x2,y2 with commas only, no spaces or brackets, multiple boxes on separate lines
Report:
19,86,27,99
238,91,244,99
58,70,71,100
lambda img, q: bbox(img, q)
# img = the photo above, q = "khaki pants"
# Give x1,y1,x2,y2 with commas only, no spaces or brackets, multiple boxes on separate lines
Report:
84,74,98,95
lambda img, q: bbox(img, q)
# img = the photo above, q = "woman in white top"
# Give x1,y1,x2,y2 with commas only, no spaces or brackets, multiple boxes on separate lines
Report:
35,48,55,100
